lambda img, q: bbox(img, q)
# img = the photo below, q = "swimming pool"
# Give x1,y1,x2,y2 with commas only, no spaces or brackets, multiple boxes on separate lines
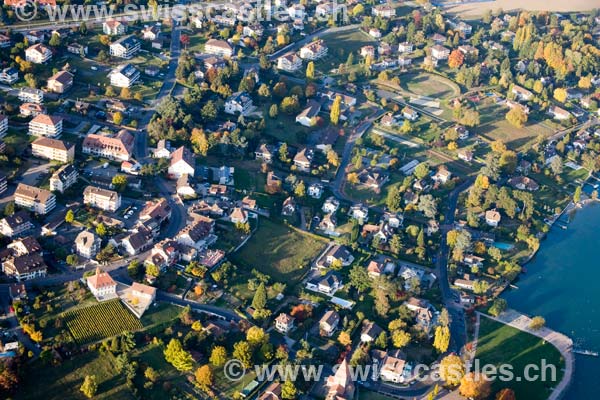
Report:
493,242,514,250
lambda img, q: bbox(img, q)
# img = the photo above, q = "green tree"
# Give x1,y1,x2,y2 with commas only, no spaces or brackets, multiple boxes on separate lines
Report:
146,263,160,277
529,316,546,330
574,186,582,203
66,254,79,266
294,181,306,197
80,375,98,398
489,298,507,317
252,282,267,310
506,107,528,127
414,162,430,179
391,330,411,348
49,33,61,47
4,201,15,216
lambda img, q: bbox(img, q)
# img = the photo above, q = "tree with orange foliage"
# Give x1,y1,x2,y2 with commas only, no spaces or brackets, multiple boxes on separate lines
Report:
290,304,313,322
194,285,204,297
448,50,465,69
459,372,491,400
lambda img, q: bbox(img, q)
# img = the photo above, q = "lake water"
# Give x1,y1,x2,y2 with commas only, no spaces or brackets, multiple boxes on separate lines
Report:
503,204,600,399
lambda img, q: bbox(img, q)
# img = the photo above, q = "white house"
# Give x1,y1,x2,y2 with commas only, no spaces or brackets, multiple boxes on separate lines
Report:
109,35,140,59
103,19,126,35
300,39,328,60
168,146,195,179
87,267,117,300
277,52,302,72
224,92,253,116
204,39,234,57
28,114,63,138
275,313,295,334
25,44,52,64
109,64,140,88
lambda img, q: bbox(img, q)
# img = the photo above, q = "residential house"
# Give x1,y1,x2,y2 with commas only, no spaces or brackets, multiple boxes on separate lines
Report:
20,103,45,117
454,276,476,291
176,216,216,250
122,226,154,255
224,91,253,116
142,25,161,41
2,253,47,281
204,39,234,57
0,33,10,48
82,130,134,161
319,214,338,235
83,186,121,211
18,87,44,104
357,168,389,193
296,100,322,127
153,139,172,159
315,271,343,295
87,267,117,300
511,85,533,102
308,182,324,199
229,207,248,224
325,359,355,400
25,44,52,64
67,42,88,56
176,174,196,197
463,254,485,269
369,28,382,39
47,70,73,93
0,211,33,238
9,283,27,301
548,105,572,121
277,52,302,72
372,5,396,18
508,176,539,191
281,197,296,216
431,45,450,60
168,146,195,179
103,19,126,35
15,184,55,214
458,149,473,162
367,260,384,278
402,106,419,121
361,320,383,343
241,196,257,211
28,114,63,138
322,197,340,214
139,199,172,225
0,67,19,84
293,147,313,172
258,382,282,400
275,313,295,334
320,244,354,268
109,35,140,59
300,39,328,60
319,310,340,337
75,230,101,259
31,137,74,163
485,209,501,227
432,168,452,184
375,350,407,383
360,45,375,58
349,203,369,221
398,42,414,53
109,64,140,88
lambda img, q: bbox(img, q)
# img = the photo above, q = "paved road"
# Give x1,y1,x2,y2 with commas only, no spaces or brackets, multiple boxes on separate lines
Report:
435,177,475,353
154,177,188,239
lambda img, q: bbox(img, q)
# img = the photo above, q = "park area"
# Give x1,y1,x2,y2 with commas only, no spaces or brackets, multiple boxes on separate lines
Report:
474,316,565,400
317,28,377,70
230,218,327,285
63,299,143,344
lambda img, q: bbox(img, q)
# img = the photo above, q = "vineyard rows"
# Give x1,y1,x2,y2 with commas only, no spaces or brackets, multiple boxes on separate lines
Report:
63,299,143,344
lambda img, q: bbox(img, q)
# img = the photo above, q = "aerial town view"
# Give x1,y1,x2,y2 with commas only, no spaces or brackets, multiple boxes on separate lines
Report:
0,0,598,399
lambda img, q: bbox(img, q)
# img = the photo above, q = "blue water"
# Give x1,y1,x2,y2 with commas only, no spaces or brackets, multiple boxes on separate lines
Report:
503,204,600,399
493,242,514,251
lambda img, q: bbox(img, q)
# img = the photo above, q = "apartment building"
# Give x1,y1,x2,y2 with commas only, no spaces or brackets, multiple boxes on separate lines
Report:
14,183,56,214
31,137,74,162
83,186,121,212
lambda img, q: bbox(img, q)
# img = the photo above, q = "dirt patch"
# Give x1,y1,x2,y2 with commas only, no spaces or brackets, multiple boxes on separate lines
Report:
442,0,597,18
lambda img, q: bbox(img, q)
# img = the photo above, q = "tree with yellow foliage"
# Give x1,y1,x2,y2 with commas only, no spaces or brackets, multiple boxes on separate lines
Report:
338,331,352,346
439,354,465,386
553,88,568,103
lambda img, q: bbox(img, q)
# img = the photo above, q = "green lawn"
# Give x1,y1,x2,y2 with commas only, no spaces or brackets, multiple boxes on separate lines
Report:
316,28,377,70
230,218,327,284
16,351,134,400
475,316,565,400
399,71,460,100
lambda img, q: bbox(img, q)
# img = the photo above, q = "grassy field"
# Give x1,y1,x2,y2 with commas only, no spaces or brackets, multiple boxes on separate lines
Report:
317,28,377,70
475,101,555,150
63,299,143,344
400,72,461,100
16,351,134,400
475,316,565,400
230,218,328,284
